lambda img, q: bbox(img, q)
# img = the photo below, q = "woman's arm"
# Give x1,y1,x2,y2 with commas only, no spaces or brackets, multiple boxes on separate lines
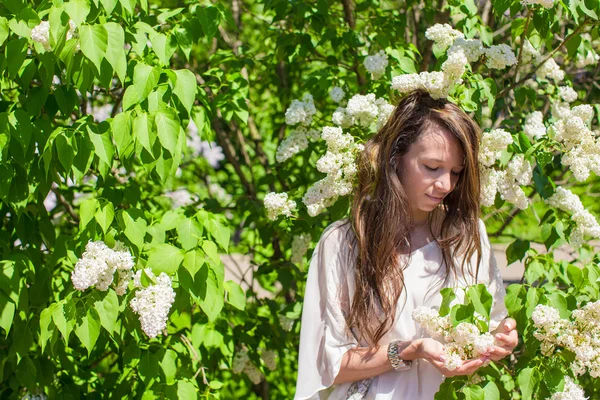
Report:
333,338,489,384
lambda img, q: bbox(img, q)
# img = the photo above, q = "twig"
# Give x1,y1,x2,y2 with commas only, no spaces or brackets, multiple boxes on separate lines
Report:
52,187,80,224
512,9,532,83
496,18,591,99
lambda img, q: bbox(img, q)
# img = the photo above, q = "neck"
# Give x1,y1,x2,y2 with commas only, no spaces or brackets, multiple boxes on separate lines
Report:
412,210,429,226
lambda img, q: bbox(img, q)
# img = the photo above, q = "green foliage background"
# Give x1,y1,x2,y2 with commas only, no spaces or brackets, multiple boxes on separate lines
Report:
0,0,599,398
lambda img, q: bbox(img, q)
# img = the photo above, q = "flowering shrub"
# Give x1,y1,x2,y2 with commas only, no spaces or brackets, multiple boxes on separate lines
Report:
0,0,599,399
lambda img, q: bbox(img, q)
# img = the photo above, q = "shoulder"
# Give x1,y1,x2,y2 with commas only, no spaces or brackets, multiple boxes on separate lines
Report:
319,219,356,248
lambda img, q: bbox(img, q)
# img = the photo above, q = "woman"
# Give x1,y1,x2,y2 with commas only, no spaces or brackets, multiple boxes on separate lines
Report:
295,90,518,399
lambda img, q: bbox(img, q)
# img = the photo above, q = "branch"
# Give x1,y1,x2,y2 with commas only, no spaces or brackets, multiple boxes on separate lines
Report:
512,9,532,83
51,187,80,224
496,19,591,99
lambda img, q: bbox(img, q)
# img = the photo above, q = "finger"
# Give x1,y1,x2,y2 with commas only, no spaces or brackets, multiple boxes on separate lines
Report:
502,318,517,332
495,332,519,347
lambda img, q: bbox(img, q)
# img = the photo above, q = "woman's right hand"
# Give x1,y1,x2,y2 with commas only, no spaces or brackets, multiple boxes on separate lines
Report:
416,338,489,377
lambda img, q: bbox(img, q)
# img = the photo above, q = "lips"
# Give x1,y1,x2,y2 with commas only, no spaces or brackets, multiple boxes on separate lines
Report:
426,194,444,202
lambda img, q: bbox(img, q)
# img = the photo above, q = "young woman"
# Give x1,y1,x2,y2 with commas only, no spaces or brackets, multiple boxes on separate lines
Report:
294,90,518,399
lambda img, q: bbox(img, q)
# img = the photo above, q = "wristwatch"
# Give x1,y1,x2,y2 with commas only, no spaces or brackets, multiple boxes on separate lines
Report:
387,340,413,371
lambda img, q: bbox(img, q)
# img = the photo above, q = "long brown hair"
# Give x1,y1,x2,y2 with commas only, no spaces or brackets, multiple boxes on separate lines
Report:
346,89,482,345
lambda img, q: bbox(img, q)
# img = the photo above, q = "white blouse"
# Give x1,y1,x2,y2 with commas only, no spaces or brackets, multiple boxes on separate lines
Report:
294,219,507,400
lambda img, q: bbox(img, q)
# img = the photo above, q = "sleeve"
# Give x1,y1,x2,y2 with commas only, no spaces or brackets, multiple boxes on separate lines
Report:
294,222,359,400
478,219,508,332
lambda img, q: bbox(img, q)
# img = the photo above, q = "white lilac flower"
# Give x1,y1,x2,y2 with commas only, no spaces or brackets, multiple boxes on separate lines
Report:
537,58,565,82
532,305,561,327
391,74,423,94
391,49,467,100
285,94,317,126
264,192,296,220
302,127,363,216
291,234,312,264
346,94,380,127
558,86,578,103
31,21,51,50
484,44,518,70
576,50,599,69
332,107,353,128
522,0,555,8
550,377,587,400
278,315,294,331
521,40,540,64
441,49,469,85
261,349,277,371
480,167,504,207
165,189,195,208
276,128,309,163
479,129,513,167
413,307,495,371
448,38,485,63
130,268,176,338
425,23,464,50
523,111,547,140
71,241,134,294
232,350,249,374
329,86,345,103
243,362,263,384
552,102,572,121
546,187,600,246
364,50,389,80
66,20,77,41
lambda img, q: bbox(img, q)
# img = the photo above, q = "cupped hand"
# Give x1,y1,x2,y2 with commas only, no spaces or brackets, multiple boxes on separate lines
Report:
485,318,519,362
417,338,489,378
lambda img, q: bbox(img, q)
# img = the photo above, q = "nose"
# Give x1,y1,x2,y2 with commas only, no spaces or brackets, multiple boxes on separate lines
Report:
434,172,454,193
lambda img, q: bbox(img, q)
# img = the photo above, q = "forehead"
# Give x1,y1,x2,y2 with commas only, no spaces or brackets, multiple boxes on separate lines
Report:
407,124,464,165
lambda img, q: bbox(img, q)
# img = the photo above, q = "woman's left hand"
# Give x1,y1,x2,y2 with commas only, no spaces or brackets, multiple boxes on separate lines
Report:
485,318,519,362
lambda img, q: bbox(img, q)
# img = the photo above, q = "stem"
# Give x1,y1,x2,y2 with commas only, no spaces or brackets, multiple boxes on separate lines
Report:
512,9,533,83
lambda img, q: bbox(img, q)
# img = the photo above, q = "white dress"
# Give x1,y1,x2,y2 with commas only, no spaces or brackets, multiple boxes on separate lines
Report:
294,219,507,400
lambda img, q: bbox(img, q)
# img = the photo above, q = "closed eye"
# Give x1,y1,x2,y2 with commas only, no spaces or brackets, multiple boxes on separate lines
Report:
425,166,438,172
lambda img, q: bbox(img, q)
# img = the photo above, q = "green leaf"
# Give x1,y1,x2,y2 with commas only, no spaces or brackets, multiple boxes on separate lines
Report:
176,218,203,250
517,367,538,400
197,6,220,39
506,239,530,266
134,63,161,102
55,132,75,173
95,200,115,233
439,288,456,316
177,380,197,399
0,291,15,337
133,111,157,154
75,307,102,355
149,32,178,65
104,22,127,84
170,69,197,113
225,280,246,311
195,262,224,321
154,109,180,155
435,379,458,400
0,17,9,46
121,209,148,252
463,385,484,400
147,243,184,275
467,284,493,320
183,250,204,277
93,290,119,335
99,0,119,17
160,349,178,385
64,0,90,25
16,357,37,389
52,301,76,342
112,111,134,159
6,38,28,79
567,265,583,288
79,24,108,73
205,218,230,252
39,303,57,352
79,198,99,230
202,240,220,265
139,352,159,385
482,381,500,400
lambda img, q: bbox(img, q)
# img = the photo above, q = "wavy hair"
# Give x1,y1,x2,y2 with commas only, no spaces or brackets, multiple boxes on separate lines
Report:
346,89,483,345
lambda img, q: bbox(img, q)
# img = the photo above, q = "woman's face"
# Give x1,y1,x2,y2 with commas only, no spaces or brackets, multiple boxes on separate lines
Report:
397,123,465,222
